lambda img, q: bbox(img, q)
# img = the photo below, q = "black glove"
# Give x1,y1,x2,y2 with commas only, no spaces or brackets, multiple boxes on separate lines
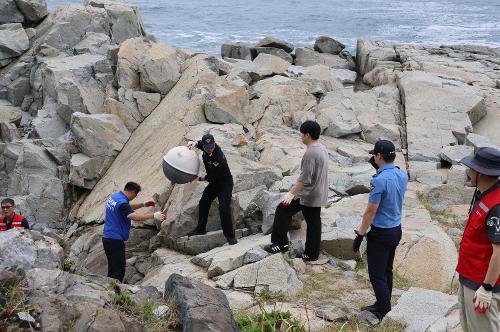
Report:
369,156,379,170
353,230,364,252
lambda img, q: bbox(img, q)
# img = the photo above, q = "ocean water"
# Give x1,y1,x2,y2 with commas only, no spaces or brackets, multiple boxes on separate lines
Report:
47,0,500,55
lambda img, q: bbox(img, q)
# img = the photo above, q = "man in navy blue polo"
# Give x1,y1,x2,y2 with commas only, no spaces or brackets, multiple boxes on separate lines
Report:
103,181,166,282
353,140,408,320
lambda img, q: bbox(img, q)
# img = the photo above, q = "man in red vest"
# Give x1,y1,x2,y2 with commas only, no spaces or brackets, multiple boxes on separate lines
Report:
0,198,29,231
457,147,500,332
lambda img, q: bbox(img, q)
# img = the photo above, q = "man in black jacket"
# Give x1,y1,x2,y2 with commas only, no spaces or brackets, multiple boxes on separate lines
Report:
187,134,237,244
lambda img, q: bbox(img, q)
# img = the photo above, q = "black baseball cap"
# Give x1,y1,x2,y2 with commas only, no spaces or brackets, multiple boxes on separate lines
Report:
369,140,396,155
460,146,500,177
201,134,215,149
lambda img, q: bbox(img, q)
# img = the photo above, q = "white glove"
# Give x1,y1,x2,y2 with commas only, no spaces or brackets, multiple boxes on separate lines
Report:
281,192,295,206
187,141,196,149
473,286,492,314
153,211,166,221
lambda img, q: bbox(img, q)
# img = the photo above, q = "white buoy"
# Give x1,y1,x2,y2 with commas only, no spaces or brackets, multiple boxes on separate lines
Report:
162,146,200,184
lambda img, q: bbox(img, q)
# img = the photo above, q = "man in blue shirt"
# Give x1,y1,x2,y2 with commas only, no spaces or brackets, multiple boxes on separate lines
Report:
103,181,166,282
353,140,408,320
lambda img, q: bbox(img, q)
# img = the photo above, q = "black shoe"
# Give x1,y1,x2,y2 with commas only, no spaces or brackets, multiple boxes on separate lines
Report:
187,228,206,236
296,253,318,262
227,238,238,245
264,243,289,254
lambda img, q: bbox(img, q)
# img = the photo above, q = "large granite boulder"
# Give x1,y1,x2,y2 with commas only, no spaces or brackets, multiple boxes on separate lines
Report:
0,229,63,271
256,36,294,53
164,273,239,332
15,0,48,23
0,24,29,67
204,76,250,124
314,36,345,55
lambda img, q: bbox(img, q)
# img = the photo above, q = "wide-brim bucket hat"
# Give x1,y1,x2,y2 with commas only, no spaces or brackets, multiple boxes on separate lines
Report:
460,146,500,177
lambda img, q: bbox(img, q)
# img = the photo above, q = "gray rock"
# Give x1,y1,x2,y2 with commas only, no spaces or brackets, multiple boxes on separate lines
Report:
0,122,19,141
440,145,473,165
38,54,110,123
0,99,22,126
17,311,36,323
243,247,269,264
174,229,247,255
31,105,68,139
295,47,352,69
317,105,362,138
164,273,239,332
104,2,145,44
465,132,495,150
321,229,364,260
256,36,294,53
253,190,286,234
446,164,467,185
6,76,30,106
408,161,443,186
70,112,130,158
190,234,269,278
255,47,293,63
314,36,345,55
252,53,290,77
140,43,180,95
384,287,458,332
331,68,357,85
69,153,108,189
0,229,63,271
0,0,24,24
221,42,254,60
0,24,29,63
204,77,250,124
314,302,348,322
336,259,357,270
398,71,485,161
359,310,380,326
15,0,48,23
73,32,111,55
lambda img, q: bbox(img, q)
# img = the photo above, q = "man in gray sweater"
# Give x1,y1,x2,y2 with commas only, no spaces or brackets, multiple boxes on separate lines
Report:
264,120,329,261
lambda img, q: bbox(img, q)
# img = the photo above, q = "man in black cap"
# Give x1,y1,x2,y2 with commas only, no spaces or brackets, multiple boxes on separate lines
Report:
186,134,237,245
353,139,408,320
456,146,500,332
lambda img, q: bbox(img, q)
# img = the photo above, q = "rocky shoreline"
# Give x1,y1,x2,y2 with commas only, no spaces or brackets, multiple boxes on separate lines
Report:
1,0,499,330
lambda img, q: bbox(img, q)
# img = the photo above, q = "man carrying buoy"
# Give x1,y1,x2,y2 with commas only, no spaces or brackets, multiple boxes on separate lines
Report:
187,134,237,245
103,181,166,282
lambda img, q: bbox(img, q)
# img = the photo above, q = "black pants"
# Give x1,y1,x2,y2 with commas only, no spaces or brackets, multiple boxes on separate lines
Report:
197,181,235,239
366,225,402,317
102,237,126,282
271,198,322,259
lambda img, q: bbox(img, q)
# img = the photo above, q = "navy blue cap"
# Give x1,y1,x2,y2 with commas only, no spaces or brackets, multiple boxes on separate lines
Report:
460,146,500,176
369,140,396,155
201,134,215,149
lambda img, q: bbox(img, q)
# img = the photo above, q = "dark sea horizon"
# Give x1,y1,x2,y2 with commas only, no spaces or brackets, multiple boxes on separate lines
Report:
47,0,500,55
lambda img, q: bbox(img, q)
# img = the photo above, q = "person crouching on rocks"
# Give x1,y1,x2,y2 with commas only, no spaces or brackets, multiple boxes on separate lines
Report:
186,134,237,245
0,198,29,232
264,120,329,262
456,147,500,332
102,181,166,282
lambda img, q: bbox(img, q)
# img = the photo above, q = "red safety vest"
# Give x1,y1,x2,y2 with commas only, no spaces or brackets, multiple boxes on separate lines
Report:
456,187,500,285
0,214,24,232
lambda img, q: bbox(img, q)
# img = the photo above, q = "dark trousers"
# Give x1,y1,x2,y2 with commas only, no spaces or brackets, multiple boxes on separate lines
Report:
366,225,402,317
271,199,322,259
102,237,126,282
197,181,235,239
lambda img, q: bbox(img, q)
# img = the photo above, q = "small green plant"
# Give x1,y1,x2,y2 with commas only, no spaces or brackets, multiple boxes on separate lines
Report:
237,310,306,332
113,292,136,313
108,278,119,288
112,290,178,331
63,259,86,277
0,280,32,320
236,289,305,331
